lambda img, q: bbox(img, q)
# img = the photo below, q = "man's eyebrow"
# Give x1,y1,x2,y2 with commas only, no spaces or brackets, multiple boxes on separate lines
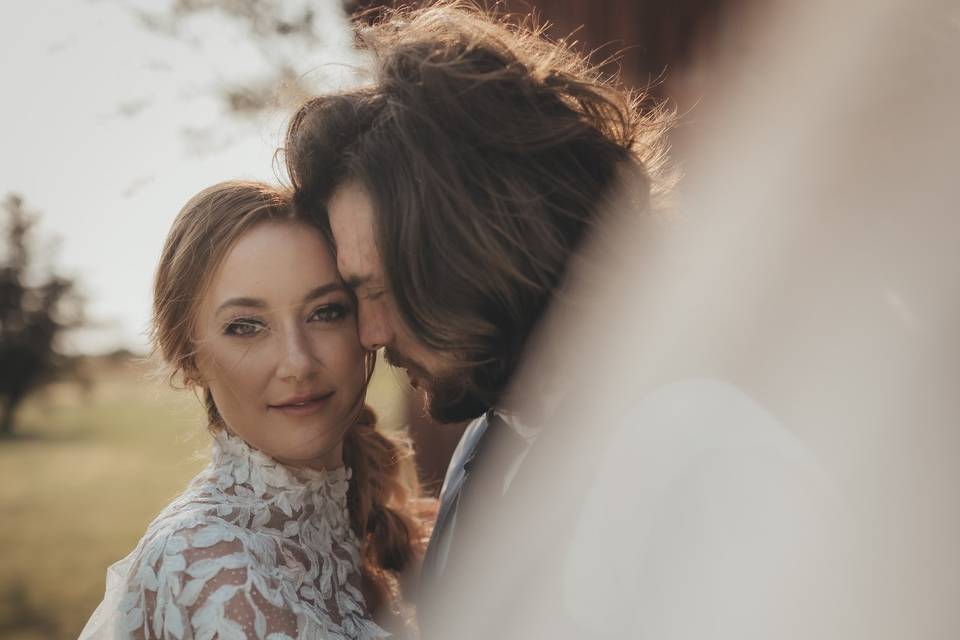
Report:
342,275,371,290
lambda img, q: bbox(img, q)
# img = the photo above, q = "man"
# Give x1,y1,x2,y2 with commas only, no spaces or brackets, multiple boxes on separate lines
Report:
279,0,960,638
283,2,673,635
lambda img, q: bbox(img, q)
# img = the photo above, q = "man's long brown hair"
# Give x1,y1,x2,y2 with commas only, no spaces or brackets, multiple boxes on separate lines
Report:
285,1,673,421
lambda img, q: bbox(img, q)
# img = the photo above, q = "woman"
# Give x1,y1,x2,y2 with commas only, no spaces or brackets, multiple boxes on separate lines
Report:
80,181,425,639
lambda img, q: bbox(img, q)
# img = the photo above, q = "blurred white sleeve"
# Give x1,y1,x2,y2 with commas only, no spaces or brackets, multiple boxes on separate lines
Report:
562,379,862,640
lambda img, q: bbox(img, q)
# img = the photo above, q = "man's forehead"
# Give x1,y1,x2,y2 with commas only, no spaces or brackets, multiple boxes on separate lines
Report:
328,183,376,239
327,182,383,283
332,237,382,287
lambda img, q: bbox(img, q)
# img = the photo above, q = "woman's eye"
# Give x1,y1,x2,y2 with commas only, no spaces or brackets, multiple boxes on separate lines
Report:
223,319,264,337
309,303,351,323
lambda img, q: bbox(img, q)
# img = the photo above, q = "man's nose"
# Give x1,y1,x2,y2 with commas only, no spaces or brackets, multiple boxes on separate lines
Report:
357,303,394,351
276,326,318,381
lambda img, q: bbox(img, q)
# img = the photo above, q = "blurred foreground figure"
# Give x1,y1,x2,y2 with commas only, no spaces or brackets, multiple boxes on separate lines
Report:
287,0,959,637
476,0,958,637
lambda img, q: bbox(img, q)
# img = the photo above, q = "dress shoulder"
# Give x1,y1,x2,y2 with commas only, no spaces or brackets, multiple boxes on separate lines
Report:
84,431,386,640
119,515,306,639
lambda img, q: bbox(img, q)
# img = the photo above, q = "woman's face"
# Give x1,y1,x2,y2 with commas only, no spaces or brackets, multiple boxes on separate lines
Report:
194,220,366,470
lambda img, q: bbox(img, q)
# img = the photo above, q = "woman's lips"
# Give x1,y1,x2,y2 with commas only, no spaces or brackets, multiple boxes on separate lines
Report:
268,392,334,417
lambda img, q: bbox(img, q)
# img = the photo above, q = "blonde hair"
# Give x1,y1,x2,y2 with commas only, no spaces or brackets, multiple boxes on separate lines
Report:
151,180,425,613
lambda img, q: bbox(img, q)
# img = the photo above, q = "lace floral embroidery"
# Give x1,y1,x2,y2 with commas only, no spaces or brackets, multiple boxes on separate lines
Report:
114,430,387,640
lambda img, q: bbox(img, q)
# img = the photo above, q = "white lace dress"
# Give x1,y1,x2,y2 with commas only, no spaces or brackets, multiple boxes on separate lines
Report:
79,430,388,640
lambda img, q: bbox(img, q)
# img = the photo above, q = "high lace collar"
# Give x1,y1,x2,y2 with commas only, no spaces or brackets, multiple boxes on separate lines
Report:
209,429,352,506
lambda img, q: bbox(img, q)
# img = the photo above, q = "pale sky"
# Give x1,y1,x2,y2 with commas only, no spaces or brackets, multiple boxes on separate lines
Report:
0,0,363,354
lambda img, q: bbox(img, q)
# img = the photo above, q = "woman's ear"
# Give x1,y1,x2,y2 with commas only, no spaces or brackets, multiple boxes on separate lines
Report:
181,359,204,387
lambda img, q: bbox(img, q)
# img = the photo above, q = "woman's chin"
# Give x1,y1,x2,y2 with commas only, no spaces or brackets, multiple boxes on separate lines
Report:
271,436,345,470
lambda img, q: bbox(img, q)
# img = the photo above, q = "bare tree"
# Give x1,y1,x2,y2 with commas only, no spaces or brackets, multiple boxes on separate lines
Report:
135,0,337,118
0,195,84,436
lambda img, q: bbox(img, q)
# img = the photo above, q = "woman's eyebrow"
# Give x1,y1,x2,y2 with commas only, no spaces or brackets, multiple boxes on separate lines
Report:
214,283,345,317
342,274,371,291
302,282,347,303
215,297,265,315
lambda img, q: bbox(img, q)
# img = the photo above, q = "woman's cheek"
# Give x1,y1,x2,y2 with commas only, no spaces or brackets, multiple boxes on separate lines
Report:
237,338,274,366
312,325,364,358
326,330,367,382
211,340,275,391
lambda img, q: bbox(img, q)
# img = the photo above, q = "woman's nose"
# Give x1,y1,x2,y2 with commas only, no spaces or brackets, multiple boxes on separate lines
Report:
275,326,318,381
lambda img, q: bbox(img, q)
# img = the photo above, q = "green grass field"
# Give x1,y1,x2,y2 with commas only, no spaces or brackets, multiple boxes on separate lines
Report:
0,355,407,640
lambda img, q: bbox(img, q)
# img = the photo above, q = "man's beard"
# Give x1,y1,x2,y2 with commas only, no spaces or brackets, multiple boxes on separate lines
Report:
385,347,489,423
